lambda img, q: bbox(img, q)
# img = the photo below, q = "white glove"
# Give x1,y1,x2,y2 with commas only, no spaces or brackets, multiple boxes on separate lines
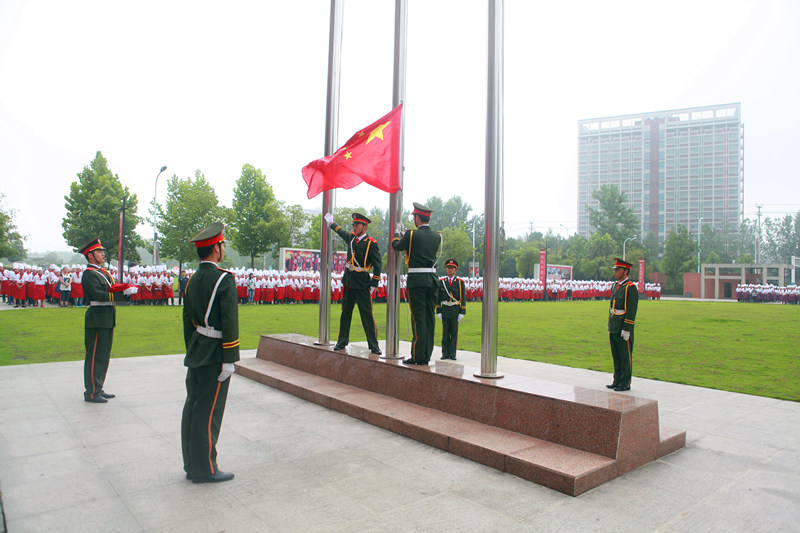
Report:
123,286,139,296
218,363,235,382
457,314,464,322
370,287,376,296
395,223,403,234
324,213,334,225
437,313,442,321
621,330,630,341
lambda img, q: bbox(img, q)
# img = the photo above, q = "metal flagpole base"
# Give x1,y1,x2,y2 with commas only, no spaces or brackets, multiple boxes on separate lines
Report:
473,372,504,379
314,342,336,346
380,355,404,360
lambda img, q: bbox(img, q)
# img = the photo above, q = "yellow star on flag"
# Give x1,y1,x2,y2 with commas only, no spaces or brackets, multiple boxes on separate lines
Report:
344,151,352,160
366,120,391,144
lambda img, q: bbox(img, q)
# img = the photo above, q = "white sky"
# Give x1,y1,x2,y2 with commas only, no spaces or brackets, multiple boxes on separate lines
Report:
1,0,799,253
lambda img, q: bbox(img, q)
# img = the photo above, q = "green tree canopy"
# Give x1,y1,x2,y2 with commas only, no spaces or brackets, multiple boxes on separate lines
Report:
423,195,473,233
762,212,800,264
0,193,26,261
662,225,698,293
62,151,142,263
229,164,283,268
439,227,473,276
157,171,225,269
586,185,639,246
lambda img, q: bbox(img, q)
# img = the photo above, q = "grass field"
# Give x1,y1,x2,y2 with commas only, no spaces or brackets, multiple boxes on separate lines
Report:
2,300,798,401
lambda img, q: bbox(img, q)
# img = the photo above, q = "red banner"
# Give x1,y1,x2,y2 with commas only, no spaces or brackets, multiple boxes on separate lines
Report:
539,249,547,282
638,258,645,292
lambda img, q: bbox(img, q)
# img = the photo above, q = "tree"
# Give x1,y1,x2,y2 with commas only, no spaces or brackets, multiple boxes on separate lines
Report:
439,227,473,276
424,195,473,233
583,232,617,280
762,212,800,264
586,185,639,246
62,151,142,262
158,171,225,271
514,242,541,279
661,225,698,293
0,193,26,261
229,164,283,268
280,204,312,249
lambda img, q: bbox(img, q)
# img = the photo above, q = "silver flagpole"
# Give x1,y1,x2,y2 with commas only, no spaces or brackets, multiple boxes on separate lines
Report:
384,0,407,359
476,0,504,379
317,0,343,345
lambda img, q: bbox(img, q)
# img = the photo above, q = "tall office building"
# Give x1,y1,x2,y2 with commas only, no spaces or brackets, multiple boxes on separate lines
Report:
577,103,743,244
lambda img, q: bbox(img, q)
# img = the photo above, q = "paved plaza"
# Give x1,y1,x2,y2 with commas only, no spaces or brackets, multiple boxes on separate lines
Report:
0,344,798,532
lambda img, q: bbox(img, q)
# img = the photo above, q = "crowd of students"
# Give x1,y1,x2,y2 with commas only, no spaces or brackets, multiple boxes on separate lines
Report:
735,283,800,304
1,261,664,308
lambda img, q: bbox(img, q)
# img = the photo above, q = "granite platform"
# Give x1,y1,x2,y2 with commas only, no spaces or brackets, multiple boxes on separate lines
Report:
236,334,685,495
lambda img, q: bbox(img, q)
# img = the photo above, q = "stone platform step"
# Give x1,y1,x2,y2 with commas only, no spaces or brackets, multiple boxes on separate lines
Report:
236,357,619,496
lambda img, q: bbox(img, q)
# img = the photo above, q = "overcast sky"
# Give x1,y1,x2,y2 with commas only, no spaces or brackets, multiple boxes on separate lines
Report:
1,0,798,253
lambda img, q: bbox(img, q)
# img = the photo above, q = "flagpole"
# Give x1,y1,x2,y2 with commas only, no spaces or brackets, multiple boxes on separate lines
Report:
476,0,504,379
384,0,408,360
317,0,343,346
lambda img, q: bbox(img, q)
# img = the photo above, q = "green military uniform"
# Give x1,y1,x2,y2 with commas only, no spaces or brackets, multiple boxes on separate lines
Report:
79,238,126,403
436,259,466,360
330,213,382,354
181,223,240,481
608,258,638,391
391,203,442,364
82,263,117,401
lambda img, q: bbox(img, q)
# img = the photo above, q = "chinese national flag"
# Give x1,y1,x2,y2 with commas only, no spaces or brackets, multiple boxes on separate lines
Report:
302,103,402,199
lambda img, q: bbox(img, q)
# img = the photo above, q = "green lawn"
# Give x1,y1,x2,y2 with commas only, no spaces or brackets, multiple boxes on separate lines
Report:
2,300,798,401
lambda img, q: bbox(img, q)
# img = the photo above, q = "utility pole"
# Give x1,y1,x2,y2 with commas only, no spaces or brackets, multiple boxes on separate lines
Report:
756,204,762,264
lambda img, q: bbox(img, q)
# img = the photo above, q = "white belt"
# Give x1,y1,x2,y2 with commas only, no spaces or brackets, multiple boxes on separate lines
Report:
196,325,223,339
441,301,460,306
89,301,114,306
408,267,436,273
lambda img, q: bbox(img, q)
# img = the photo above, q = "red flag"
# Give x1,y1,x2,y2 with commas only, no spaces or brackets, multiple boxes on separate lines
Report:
302,104,402,199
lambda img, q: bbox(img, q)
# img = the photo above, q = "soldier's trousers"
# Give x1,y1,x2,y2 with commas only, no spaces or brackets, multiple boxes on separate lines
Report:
182,363,230,477
337,286,380,352
609,331,634,387
84,327,114,400
408,287,437,363
440,313,460,358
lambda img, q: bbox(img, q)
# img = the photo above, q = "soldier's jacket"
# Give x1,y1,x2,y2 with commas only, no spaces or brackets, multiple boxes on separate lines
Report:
391,225,442,288
436,276,466,317
82,265,118,329
331,223,381,289
182,262,240,368
608,279,638,334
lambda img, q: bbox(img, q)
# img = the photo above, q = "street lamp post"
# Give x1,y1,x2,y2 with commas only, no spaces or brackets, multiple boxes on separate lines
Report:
697,216,703,273
153,165,167,265
623,235,637,261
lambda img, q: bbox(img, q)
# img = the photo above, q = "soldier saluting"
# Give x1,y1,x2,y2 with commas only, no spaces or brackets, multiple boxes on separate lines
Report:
324,212,382,355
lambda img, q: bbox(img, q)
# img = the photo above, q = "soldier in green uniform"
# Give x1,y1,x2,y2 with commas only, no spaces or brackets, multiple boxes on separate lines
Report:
607,258,638,391
436,259,466,360
324,212,383,355
391,202,442,365
80,238,137,403
181,222,239,483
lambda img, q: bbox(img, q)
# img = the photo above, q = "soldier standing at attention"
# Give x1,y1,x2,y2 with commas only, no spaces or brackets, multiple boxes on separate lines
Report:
324,212,383,355
607,258,638,392
391,202,442,365
181,223,239,483
436,259,466,360
80,238,137,403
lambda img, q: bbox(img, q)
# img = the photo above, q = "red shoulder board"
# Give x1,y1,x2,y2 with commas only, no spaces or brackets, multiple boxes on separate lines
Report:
219,267,234,274
366,236,377,243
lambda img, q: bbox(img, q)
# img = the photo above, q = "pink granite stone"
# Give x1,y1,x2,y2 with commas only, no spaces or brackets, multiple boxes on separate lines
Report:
547,401,621,458
491,389,555,439
315,351,347,382
442,379,498,426
615,402,659,472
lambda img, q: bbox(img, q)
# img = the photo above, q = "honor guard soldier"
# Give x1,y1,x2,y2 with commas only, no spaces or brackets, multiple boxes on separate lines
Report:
324,212,383,355
391,202,442,365
436,259,466,360
182,222,239,483
80,238,137,403
607,258,638,391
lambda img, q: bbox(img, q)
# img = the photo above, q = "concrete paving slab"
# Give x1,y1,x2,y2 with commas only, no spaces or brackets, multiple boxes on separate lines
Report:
0,345,797,532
